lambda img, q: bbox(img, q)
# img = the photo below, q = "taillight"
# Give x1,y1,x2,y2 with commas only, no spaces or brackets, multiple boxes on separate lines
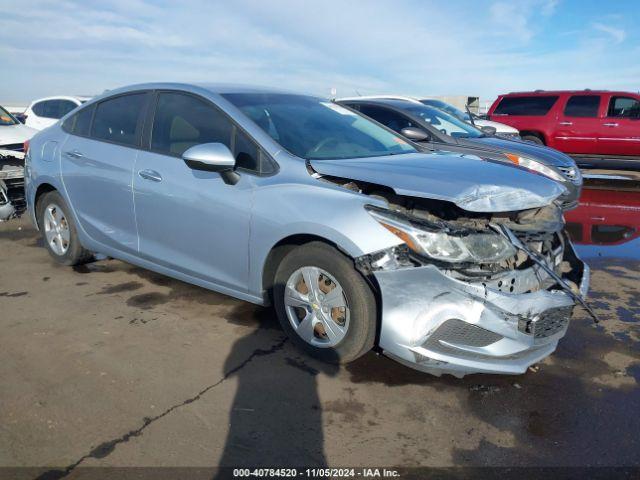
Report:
23,140,30,154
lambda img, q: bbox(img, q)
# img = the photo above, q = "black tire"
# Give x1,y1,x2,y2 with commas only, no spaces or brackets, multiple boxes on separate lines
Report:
521,134,544,145
273,241,377,363
37,190,93,266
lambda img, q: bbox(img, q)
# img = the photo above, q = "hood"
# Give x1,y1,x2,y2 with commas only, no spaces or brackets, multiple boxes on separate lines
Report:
459,136,576,168
0,123,37,146
474,119,519,134
310,152,566,213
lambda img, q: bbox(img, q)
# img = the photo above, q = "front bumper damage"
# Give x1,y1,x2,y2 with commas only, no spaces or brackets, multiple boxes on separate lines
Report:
369,238,589,377
0,149,25,221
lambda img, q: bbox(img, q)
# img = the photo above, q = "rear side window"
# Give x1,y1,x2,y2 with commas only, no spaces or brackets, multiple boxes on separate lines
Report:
493,96,559,116
608,96,640,118
151,92,232,157
564,95,600,117
61,104,94,135
92,93,148,147
73,105,95,136
33,100,77,119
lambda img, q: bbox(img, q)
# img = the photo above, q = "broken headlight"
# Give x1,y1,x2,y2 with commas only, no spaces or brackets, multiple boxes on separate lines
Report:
367,207,516,263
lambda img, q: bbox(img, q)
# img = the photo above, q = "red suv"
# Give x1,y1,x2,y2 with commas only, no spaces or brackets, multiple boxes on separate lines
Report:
488,90,640,159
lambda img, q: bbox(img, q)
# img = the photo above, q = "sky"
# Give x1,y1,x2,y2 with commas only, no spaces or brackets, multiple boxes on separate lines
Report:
1,0,639,104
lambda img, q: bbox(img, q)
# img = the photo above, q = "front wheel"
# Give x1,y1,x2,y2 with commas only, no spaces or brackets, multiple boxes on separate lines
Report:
273,242,377,363
521,134,544,145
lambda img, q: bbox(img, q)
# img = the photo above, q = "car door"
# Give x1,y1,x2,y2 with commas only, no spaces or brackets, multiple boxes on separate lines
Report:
598,94,640,156
553,94,601,154
133,91,254,292
60,92,150,254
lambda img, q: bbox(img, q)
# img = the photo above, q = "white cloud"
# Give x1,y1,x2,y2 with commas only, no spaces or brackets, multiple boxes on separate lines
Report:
0,0,638,104
592,22,626,44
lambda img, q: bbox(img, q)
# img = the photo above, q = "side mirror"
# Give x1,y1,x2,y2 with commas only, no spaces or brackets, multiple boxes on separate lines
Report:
400,127,430,142
480,125,497,135
182,143,240,185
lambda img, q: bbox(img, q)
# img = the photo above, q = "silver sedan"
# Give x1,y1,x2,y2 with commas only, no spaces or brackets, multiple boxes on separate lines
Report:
25,83,589,376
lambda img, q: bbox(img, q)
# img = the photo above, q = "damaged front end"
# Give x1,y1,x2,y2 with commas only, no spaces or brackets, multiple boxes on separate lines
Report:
348,182,590,377
0,149,25,221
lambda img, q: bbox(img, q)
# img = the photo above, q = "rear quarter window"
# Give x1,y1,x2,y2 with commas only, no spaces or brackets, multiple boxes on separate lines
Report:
494,96,559,116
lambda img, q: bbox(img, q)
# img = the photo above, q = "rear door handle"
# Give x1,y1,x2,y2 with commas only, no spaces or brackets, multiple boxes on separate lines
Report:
603,122,619,127
138,169,163,182
64,150,84,159
558,121,573,126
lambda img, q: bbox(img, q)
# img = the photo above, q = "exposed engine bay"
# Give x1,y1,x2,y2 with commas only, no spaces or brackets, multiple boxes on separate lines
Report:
0,149,25,221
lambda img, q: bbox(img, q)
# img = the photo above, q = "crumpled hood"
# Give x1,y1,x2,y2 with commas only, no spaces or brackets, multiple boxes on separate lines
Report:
310,152,566,213
0,124,37,147
460,136,576,168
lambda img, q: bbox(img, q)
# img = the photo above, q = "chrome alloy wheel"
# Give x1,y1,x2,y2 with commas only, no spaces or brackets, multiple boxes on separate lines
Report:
284,266,350,348
43,203,70,256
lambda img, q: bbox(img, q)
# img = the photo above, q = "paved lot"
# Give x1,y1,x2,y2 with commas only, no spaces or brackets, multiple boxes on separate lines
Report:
1,206,639,474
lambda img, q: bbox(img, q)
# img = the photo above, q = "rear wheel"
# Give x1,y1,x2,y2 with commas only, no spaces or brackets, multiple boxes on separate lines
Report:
37,191,93,265
273,242,377,363
521,134,544,145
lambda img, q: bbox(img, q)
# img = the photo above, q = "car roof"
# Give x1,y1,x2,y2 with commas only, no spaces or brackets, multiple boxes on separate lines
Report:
503,90,637,96
100,82,303,96
338,97,422,109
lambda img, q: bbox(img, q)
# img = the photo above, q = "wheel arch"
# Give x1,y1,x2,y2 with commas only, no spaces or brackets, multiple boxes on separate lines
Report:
33,183,58,229
519,130,547,145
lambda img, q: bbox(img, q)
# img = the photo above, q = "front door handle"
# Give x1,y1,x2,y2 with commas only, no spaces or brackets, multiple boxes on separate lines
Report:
558,121,573,126
603,122,619,127
138,169,163,182
64,150,84,159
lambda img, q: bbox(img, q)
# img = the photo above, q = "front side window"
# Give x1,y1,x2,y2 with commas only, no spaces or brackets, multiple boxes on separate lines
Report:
607,96,640,118
151,92,232,157
564,95,600,117
222,93,416,160
406,104,484,139
0,106,18,126
494,96,559,116
92,93,147,147
357,105,414,132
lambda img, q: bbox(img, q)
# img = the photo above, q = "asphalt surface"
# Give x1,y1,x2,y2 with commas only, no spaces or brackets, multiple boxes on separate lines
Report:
1,189,639,475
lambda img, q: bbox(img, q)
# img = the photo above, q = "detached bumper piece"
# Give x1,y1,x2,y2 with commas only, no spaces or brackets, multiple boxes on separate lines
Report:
372,238,589,377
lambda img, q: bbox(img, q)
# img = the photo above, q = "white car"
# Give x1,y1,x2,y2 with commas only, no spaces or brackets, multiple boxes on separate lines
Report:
1,105,36,155
420,98,520,139
24,96,91,130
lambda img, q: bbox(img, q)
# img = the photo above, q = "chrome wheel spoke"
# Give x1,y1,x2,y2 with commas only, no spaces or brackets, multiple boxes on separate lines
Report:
60,227,70,242
320,314,344,343
296,312,316,343
284,285,310,309
301,266,321,298
323,285,345,308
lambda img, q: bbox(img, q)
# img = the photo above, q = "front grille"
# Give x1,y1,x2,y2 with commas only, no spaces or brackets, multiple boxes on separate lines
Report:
422,319,503,360
0,143,24,152
519,306,573,338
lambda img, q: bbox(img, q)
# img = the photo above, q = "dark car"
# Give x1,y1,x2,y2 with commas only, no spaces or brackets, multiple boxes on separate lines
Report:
337,97,582,209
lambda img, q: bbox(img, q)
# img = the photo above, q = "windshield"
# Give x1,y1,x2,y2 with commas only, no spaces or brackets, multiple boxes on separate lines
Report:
406,104,484,139
421,99,472,122
222,93,416,160
0,106,18,126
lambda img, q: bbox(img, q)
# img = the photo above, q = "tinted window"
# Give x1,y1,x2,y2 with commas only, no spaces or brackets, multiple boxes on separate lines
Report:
358,105,414,132
222,94,416,160
607,96,640,118
151,92,232,157
591,225,635,244
564,95,600,117
57,100,78,118
234,127,260,171
73,105,95,136
32,101,47,117
493,96,559,116
92,93,147,146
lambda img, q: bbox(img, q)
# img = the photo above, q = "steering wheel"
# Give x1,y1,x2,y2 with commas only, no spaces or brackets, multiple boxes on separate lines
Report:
309,137,339,154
